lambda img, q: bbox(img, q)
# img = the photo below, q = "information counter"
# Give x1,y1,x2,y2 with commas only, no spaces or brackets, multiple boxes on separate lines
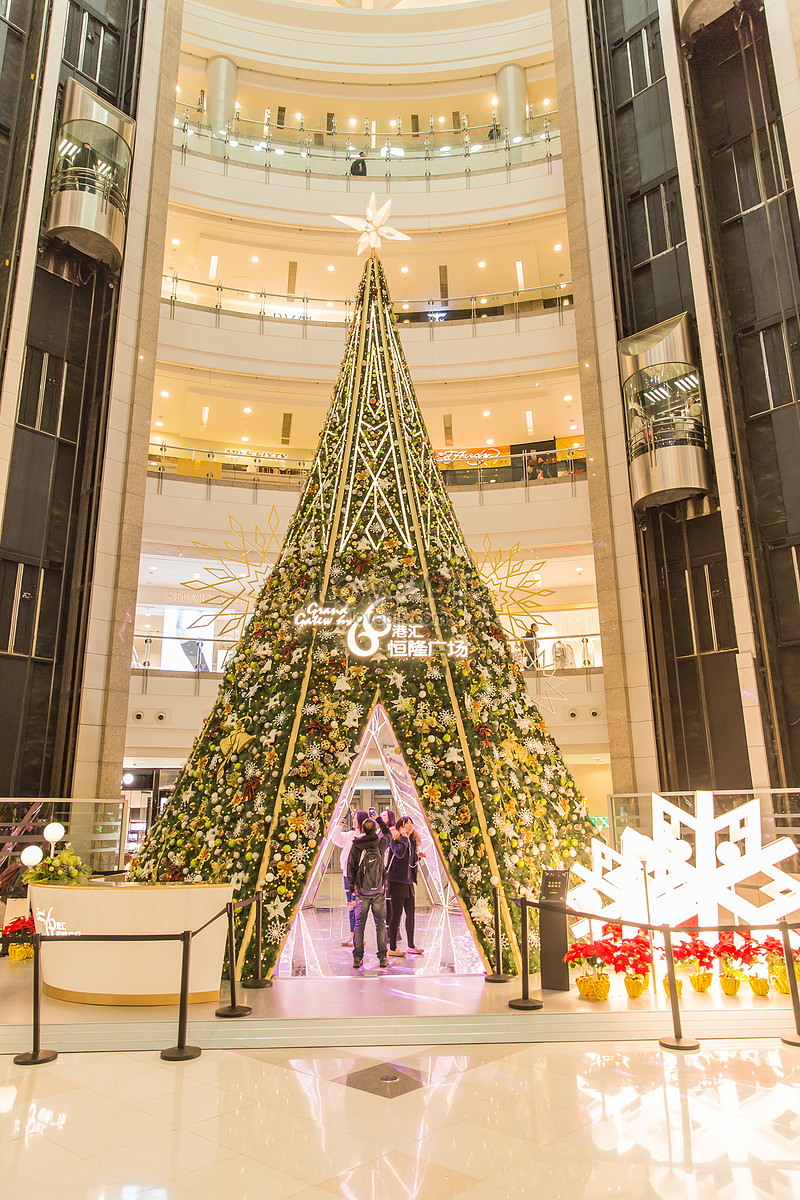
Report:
29,882,234,1006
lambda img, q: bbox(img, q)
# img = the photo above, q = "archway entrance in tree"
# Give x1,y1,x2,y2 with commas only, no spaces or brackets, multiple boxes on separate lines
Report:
275,705,486,978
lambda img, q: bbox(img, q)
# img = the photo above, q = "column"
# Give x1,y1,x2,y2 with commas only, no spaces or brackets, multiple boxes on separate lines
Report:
206,56,238,134
495,63,527,141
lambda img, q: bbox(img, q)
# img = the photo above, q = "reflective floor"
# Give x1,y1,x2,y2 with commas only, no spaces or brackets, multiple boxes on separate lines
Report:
276,903,485,978
2,1040,800,1198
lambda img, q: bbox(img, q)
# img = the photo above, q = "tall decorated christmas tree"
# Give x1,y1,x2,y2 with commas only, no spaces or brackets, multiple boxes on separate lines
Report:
131,197,593,977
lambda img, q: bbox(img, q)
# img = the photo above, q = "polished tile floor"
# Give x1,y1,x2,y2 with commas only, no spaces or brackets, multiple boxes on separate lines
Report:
2,1039,799,1198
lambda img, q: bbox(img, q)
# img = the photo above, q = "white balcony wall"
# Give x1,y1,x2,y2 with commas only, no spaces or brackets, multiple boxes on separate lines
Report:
158,302,577,385
168,149,567,228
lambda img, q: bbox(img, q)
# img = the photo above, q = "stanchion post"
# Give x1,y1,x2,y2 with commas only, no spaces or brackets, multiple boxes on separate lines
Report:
215,903,252,1018
14,934,57,1066
161,931,201,1061
485,882,513,983
242,890,272,990
658,926,699,1052
508,899,543,1011
778,920,800,1048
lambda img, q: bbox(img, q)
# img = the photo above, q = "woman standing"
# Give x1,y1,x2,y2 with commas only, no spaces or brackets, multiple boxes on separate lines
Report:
331,808,368,948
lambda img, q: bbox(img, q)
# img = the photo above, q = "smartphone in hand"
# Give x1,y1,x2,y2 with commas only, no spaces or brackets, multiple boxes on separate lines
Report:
368,807,376,817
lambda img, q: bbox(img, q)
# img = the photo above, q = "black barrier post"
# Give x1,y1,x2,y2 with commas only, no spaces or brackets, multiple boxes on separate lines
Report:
14,934,57,1066
658,926,699,1053
485,883,513,983
161,931,202,1061
215,903,252,1018
242,890,272,990
778,920,800,1048
508,899,543,1011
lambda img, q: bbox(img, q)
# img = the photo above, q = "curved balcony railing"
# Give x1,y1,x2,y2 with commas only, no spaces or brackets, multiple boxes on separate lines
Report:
161,274,574,333
49,165,129,217
173,106,561,182
146,442,587,502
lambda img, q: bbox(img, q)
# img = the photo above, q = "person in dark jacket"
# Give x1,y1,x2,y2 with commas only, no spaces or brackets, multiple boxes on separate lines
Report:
377,814,419,957
350,151,367,177
346,818,388,968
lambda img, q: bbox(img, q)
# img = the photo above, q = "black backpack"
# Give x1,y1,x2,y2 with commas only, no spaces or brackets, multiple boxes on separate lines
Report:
356,845,386,896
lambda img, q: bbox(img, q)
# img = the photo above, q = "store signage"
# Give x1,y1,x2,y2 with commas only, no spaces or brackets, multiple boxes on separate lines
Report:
293,598,468,661
223,449,287,460
435,447,502,466
34,906,80,937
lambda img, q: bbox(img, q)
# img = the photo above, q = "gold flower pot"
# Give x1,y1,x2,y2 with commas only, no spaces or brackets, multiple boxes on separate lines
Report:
690,972,713,993
577,974,610,1001
662,976,683,997
8,943,33,963
771,968,791,995
749,975,770,997
624,975,645,998
720,975,740,996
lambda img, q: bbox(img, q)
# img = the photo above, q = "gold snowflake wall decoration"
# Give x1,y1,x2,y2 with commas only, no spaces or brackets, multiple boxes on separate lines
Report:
474,535,553,639
181,509,282,638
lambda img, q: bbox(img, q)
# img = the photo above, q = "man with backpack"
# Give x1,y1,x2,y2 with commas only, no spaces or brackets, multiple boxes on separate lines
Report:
346,817,388,968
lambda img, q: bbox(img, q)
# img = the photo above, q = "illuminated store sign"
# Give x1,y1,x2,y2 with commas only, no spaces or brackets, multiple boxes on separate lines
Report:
435,447,502,466
293,598,468,660
223,449,288,460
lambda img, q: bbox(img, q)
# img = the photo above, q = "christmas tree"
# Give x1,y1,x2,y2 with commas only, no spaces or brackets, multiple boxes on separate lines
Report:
131,204,593,977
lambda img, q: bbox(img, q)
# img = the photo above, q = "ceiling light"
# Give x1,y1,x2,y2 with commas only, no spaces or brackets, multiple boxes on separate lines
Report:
573,441,581,448
563,299,570,306
515,260,525,290
554,243,562,251
525,410,534,434
438,116,445,123
491,96,498,106
543,97,551,106
138,354,143,360
390,120,397,127
243,407,252,414
200,406,209,427
512,135,523,144
327,265,335,272
241,436,249,442
477,261,486,268
486,439,494,445
251,255,259,263
569,422,578,431
154,420,164,428
248,292,255,299
171,237,180,246
575,566,583,574
274,147,285,155
160,390,169,398
326,301,333,308
208,254,218,281
480,297,487,304
295,112,302,120
401,266,409,274
349,118,356,126
564,394,573,402
176,86,180,94
482,410,491,417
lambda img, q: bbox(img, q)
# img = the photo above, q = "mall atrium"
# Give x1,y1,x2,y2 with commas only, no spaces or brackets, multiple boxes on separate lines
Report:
1,0,800,1196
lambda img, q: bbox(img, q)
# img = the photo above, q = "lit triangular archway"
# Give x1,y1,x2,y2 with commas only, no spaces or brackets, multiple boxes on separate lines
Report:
131,250,594,978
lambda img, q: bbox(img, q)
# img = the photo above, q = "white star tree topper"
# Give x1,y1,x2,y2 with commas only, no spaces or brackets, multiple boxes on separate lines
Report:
331,192,411,255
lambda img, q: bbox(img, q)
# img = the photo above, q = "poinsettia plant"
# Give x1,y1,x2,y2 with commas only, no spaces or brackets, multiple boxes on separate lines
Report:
760,935,799,972
611,932,653,980
2,915,34,939
712,932,760,980
563,937,617,976
672,933,714,972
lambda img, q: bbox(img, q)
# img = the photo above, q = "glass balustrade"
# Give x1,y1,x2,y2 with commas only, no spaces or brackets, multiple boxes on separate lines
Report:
161,273,574,331
145,443,587,495
172,105,560,181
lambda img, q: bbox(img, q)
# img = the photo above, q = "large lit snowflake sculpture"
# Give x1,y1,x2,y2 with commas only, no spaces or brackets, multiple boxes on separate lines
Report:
567,791,800,937
181,509,282,638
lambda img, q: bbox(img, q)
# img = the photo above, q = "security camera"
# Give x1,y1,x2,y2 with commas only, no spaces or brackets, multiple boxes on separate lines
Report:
132,710,144,721
590,709,600,718
568,709,578,720
155,711,166,722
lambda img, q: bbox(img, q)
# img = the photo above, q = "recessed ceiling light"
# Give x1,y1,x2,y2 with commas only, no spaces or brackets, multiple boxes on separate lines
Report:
573,441,581,448
390,120,397,127
251,255,259,263
486,438,494,445
575,566,583,574
491,96,498,106
563,299,570,306
477,261,486,268
160,390,169,398
208,254,218,281
171,237,180,246
154,420,164,428
569,422,578,431
327,265,335,272
200,406,209,427
543,97,551,106
480,297,487,304
402,303,409,310
248,292,255,299
438,116,445,123
243,407,252,414
564,394,573,402
241,435,249,442
138,354,144,360
482,410,491,417
326,301,333,308
295,112,302,120
349,118,356,126
401,266,409,274
175,86,180,94
554,243,562,251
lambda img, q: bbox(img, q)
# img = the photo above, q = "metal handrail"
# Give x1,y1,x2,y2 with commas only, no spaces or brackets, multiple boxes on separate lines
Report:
49,165,128,217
